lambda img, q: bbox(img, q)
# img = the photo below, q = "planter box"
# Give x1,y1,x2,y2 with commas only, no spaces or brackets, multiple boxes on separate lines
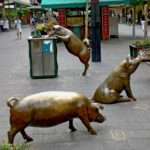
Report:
129,45,141,58
129,45,150,58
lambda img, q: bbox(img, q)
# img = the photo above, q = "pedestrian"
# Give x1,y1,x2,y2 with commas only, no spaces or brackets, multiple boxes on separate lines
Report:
3,18,9,31
31,17,35,26
15,17,22,40
30,16,36,31
141,15,147,38
127,13,132,24
141,15,146,31
0,17,4,32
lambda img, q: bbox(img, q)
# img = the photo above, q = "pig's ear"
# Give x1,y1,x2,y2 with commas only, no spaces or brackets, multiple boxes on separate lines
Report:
53,25,60,30
91,102,104,110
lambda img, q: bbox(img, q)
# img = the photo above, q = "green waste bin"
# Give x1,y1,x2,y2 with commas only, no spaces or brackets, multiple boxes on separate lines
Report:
28,37,58,79
129,45,139,58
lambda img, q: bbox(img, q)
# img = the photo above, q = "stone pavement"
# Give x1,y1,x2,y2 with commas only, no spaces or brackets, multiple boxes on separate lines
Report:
0,24,150,150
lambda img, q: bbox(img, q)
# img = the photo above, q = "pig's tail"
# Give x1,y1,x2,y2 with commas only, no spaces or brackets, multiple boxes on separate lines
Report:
7,97,19,108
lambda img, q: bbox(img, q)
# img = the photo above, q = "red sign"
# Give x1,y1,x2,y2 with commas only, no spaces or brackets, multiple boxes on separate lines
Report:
102,7,110,40
91,0,99,4
0,0,4,3
58,9,66,27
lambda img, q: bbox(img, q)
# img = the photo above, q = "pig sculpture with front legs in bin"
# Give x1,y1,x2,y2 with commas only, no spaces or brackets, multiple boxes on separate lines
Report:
48,25,91,76
7,91,105,144
92,55,150,104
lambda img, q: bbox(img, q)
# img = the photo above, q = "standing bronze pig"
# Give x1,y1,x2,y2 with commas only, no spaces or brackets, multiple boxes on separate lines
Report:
92,55,150,104
49,25,91,76
7,91,105,144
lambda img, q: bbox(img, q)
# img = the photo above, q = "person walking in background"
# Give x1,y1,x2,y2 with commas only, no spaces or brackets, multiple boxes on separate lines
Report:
141,15,146,31
127,13,132,25
3,18,9,31
141,15,147,38
15,17,22,40
0,18,4,32
30,16,36,32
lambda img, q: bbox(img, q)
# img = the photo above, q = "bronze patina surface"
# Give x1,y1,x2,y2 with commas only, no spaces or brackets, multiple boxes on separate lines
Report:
7,91,105,144
49,25,91,76
92,55,150,104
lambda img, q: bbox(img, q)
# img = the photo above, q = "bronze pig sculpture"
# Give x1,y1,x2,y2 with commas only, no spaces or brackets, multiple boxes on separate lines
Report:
49,25,91,76
92,55,150,104
7,91,105,144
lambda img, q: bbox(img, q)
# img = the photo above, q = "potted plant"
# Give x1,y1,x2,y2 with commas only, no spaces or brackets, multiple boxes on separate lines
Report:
129,39,150,58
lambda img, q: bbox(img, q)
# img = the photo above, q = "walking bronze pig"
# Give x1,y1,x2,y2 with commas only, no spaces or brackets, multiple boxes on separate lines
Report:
7,91,105,144
48,25,91,76
92,55,150,104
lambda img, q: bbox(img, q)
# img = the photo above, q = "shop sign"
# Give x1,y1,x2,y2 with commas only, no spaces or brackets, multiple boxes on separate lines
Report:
102,7,110,40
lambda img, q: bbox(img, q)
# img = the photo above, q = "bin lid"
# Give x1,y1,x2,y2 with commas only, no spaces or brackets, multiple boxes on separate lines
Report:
28,36,57,40
41,0,134,9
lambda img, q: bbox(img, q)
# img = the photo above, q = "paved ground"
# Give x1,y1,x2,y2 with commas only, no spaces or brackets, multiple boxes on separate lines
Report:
1,24,150,150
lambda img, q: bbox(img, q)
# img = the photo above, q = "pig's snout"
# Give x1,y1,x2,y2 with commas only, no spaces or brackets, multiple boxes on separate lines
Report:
96,114,106,123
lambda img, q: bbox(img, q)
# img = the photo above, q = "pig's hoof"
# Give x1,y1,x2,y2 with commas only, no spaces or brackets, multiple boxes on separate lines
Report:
26,137,33,143
82,73,85,76
69,126,77,132
130,97,136,101
82,70,87,76
133,98,136,101
70,128,77,132
89,130,97,135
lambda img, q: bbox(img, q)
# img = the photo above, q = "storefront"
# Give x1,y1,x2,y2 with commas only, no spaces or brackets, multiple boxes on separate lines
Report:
41,0,141,61
41,0,134,39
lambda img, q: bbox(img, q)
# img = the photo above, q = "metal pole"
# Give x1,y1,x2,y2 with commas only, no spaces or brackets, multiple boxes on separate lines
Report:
144,3,148,38
91,0,101,62
132,7,136,39
84,0,89,39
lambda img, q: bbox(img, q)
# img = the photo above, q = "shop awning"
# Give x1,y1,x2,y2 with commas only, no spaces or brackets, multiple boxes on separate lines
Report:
42,0,85,9
100,0,140,6
101,0,127,6
41,0,136,9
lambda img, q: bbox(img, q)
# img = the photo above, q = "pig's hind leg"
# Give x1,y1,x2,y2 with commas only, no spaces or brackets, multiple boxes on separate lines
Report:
21,129,33,142
8,123,31,144
8,127,17,144
8,126,23,144
79,53,90,76
82,63,89,76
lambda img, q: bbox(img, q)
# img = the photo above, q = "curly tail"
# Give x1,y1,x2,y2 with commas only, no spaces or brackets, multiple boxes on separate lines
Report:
7,97,19,108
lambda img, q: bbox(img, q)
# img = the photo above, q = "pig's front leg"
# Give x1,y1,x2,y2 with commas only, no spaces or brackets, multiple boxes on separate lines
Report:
21,130,33,142
69,119,77,132
125,80,136,101
78,109,97,135
56,35,70,42
80,117,97,135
